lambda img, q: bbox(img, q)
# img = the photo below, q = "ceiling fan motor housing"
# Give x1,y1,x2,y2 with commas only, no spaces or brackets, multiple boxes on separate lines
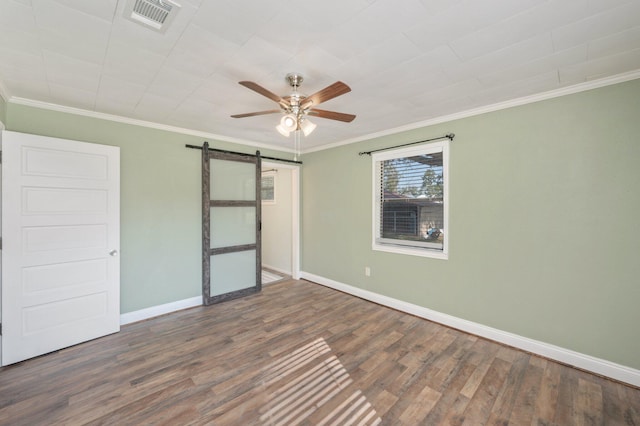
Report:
286,73,304,89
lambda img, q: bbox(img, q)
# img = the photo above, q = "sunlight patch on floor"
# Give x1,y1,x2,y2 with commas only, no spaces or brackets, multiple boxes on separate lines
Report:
259,338,381,426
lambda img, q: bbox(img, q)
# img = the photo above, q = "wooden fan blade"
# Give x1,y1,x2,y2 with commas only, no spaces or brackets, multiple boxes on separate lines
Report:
239,81,290,108
300,81,351,109
308,108,356,123
231,110,282,118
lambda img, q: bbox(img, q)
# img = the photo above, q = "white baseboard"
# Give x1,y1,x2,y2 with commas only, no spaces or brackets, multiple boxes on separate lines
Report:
300,271,640,388
120,296,202,325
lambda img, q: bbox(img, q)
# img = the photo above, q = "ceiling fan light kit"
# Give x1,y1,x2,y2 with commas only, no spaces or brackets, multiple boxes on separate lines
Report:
232,73,356,156
300,118,317,137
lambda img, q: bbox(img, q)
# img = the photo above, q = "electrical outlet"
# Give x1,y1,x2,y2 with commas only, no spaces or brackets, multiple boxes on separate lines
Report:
365,266,371,277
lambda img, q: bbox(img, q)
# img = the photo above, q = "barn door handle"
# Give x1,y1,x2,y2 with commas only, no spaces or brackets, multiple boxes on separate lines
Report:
109,250,118,257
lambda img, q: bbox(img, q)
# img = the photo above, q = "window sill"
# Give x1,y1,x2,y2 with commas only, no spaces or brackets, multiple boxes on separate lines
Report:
372,242,448,260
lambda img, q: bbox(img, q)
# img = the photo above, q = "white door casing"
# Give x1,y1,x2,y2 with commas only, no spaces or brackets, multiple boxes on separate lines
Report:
1,131,120,365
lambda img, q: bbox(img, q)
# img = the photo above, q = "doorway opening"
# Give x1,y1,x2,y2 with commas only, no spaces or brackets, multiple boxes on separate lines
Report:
261,161,300,284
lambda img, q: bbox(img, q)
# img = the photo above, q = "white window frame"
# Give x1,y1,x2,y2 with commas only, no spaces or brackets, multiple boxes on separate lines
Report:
372,140,449,260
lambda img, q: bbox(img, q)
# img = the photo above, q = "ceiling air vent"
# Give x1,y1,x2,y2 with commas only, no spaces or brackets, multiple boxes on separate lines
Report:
124,0,181,33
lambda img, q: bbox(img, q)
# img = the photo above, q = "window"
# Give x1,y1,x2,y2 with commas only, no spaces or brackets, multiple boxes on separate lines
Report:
261,172,275,204
372,140,449,259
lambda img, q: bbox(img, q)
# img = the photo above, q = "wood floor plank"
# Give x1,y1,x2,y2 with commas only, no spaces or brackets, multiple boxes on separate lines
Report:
486,352,532,424
0,279,638,425
533,359,561,425
575,378,603,426
505,359,544,425
423,360,477,425
460,357,512,424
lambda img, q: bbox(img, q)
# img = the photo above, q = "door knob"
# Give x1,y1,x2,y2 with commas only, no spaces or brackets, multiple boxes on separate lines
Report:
109,250,118,257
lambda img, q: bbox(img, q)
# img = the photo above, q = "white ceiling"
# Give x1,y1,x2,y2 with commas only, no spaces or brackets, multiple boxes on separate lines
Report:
1,0,639,152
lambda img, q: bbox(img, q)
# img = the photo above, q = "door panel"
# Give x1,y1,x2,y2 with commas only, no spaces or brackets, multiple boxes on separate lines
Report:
210,250,257,297
210,206,256,248
202,144,261,305
1,130,120,366
210,159,256,200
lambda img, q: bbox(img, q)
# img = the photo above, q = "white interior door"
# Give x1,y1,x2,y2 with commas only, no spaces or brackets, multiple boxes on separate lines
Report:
1,130,120,365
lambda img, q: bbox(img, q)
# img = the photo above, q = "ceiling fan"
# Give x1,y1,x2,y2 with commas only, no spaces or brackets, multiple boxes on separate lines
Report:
231,73,356,137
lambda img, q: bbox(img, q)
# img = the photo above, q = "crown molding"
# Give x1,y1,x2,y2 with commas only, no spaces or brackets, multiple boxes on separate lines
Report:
304,69,640,154
5,70,639,156
8,97,295,154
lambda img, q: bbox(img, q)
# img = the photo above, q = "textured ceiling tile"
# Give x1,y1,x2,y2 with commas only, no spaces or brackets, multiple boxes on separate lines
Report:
418,0,465,15
471,70,560,104
48,82,96,109
586,0,635,13
357,46,461,99
145,66,205,102
165,23,239,79
404,16,474,53
358,0,427,33
2,77,50,100
192,0,277,47
588,26,640,60
314,27,371,63
96,75,146,105
50,0,117,22
405,0,546,52
457,0,547,28
410,78,484,107
294,0,370,28
449,0,589,61
107,19,171,57
560,47,640,83
448,33,555,83
394,46,462,81
40,30,108,64
215,37,295,82
558,63,589,84
181,0,204,7
190,75,238,104
284,46,346,79
253,9,318,58
0,27,40,56
0,46,46,73
0,0,36,31
336,34,424,81
317,1,428,62
32,0,111,43
478,45,588,87
43,50,101,92
582,48,640,79
552,2,640,51
133,93,178,121
408,95,475,122
94,97,137,117
169,98,222,130
0,59,45,82
102,41,165,85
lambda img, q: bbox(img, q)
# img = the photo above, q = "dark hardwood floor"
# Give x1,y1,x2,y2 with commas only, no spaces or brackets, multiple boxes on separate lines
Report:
0,279,638,425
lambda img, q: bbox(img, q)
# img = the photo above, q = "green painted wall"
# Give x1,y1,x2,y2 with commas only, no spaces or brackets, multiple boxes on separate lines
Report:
301,79,640,370
5,104,292,314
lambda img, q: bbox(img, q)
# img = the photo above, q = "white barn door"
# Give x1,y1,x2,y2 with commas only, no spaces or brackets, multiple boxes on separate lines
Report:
1,131,120,365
